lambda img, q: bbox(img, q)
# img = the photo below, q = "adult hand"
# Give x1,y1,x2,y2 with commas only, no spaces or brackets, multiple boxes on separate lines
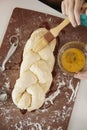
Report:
61,0,86,27
74,71,87,79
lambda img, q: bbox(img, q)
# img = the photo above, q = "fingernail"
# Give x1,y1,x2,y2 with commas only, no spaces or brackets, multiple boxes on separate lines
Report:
73,24,77,27
72,22,77,27
78,21,80,26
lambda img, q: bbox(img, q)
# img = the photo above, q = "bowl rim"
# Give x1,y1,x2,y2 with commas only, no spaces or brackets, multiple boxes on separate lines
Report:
57,41,87,75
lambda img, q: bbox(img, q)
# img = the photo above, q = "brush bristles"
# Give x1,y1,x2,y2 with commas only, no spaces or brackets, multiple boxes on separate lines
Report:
32,36,48,52
32,31,54,52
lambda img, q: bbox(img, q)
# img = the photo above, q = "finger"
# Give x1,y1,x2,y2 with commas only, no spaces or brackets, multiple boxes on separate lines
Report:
61,1,66,15
74,6,80,25
61,0,69,15
64,0,69,15
68,0,77,27
74,0,84,25
74,71,87,80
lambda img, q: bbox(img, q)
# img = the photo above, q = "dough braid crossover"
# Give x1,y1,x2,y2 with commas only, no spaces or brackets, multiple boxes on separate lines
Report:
12,28,56,111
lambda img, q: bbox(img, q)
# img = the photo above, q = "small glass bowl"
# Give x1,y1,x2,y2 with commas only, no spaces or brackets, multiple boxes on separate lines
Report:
57,41,87,75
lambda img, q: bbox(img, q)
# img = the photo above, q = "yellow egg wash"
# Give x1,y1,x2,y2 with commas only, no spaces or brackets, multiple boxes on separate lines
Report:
61,48,85,72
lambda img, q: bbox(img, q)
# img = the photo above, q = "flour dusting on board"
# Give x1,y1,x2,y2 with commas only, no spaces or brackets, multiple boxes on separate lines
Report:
0,39,80,130
0,8,81,130
0,68,79,130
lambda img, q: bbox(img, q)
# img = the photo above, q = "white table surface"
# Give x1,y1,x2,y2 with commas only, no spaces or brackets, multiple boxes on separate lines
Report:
0,1,87,130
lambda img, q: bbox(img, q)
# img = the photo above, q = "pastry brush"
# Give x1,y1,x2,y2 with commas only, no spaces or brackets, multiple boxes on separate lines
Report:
32,3,87,52
32,17,70,52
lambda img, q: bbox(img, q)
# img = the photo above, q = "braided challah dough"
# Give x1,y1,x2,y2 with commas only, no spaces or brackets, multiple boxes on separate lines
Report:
12,28,56,111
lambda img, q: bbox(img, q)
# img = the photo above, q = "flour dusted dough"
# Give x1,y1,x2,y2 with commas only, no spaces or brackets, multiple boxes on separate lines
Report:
12,28,56,111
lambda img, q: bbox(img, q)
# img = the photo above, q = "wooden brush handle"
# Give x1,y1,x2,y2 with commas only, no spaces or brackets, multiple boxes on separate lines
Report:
50,2,87,38
50,17,70,37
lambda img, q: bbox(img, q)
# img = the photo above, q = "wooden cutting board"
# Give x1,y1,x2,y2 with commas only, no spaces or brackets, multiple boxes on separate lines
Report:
0,8,87,130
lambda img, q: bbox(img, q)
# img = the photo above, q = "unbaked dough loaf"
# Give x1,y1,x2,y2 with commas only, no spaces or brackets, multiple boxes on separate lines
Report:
12,28,56,111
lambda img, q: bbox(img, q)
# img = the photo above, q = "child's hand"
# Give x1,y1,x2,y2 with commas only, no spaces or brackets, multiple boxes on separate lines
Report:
74,71,87,79
61,0,85,27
